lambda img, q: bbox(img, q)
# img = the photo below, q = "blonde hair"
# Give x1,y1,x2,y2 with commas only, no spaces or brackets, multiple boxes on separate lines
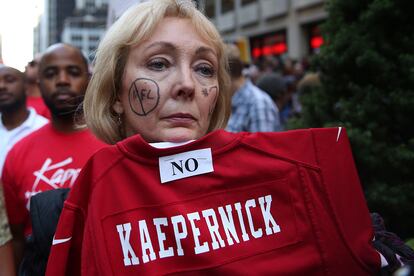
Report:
84,0,231,144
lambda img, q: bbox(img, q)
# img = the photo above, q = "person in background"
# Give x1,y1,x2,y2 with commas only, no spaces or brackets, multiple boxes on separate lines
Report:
25,53,51,119
256,72,289,128
0,65,48,175
294,71,322,117
1,43,106,269
0,184,15,276
225,44,281,132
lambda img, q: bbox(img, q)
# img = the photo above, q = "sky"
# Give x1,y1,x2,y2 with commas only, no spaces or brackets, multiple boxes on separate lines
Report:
0,0,43,71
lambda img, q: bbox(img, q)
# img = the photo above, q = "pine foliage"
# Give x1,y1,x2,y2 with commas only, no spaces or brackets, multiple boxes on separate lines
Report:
290,0,414,237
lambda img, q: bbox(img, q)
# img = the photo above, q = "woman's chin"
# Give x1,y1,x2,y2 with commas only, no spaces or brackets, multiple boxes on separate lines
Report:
161,128,202,143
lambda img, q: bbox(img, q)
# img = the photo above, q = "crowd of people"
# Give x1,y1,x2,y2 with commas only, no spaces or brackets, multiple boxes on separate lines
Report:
0,0,412,275
0,43,106,274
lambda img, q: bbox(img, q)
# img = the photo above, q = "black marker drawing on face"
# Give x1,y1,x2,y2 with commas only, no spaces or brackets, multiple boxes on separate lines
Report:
208,86,218,116
128,78,160,116
201,88,209,97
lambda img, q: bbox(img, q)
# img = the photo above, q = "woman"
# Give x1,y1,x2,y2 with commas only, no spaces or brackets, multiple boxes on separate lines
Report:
83,0,230,145
46,1,382,275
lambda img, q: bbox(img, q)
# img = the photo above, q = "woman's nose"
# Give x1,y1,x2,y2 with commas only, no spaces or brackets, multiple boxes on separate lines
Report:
171,66,195,99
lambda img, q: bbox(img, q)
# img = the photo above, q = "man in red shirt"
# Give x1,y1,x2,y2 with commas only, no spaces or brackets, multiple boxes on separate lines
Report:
24,53,51,119
1,43,106,265
0,65,49,174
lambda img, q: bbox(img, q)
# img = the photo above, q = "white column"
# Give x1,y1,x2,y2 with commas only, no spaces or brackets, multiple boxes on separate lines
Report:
287,4,302,59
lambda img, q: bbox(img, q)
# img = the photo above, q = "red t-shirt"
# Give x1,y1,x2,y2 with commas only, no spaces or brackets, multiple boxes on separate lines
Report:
46,128,380,275
26,96,51,119
2,123,106,235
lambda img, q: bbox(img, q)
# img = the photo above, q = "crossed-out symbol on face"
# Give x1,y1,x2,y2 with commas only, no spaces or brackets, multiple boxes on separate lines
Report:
128,78,160,116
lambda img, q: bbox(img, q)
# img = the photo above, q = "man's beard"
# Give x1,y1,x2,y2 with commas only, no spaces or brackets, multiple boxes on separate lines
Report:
0,94,26,113
43,94,85,120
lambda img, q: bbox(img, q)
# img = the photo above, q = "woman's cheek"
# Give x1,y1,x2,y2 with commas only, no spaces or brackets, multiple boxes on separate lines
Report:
197,85,219,116
127,77,161,116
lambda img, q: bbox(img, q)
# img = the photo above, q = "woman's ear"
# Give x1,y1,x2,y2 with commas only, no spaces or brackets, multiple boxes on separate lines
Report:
112,100,124,114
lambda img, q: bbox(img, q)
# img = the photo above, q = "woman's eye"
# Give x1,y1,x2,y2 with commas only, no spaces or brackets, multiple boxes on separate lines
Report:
5,76,17,83
147,59,168,71
196,64,215,77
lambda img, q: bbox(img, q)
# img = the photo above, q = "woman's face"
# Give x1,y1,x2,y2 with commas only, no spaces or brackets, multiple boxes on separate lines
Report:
115,17,220,143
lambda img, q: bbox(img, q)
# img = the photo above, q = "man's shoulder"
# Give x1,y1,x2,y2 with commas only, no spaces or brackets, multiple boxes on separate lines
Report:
245,85,278,114
7,124,50,154
32,111,49,125
243,80,274,103
25,108,49,130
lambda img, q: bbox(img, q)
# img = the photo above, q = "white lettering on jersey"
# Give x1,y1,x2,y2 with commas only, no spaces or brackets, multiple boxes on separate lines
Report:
25,157,81,210
115,194,282,267
202,209,225,250
245,199,263,239
138,220,156,263
218,205,240,245
187,212,210,254
32,157,81,190
158,148,214,183
258,195,281,235
116,223,140,266
153,217,174,259
171,215,188,256
234,202,250,241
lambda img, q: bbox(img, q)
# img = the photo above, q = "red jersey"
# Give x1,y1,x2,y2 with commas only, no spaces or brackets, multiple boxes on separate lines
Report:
2,123,106,235
46,128,380,275
26,96,51,119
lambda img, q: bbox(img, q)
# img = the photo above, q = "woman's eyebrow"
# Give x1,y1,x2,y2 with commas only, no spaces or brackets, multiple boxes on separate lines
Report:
195,46,216,56
144,41,176,52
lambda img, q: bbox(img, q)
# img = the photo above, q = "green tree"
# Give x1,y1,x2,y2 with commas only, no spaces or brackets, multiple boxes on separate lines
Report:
290,0,414,238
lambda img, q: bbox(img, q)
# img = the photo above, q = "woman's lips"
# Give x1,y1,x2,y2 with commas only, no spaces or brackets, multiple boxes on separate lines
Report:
163,113,196,125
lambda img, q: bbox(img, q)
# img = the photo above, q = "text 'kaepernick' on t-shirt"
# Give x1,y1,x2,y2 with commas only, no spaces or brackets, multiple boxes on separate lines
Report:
46,128,380,275
105,180,299,272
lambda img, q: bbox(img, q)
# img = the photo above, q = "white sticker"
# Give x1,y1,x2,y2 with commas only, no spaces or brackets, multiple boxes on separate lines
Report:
159,148,214,183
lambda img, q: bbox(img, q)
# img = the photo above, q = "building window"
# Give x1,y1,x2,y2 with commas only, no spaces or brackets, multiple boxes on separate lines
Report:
71,35,82,41
89,35,100,42
221,0,234,14
86,0,94,9
205,1,215,18
241,0,255,5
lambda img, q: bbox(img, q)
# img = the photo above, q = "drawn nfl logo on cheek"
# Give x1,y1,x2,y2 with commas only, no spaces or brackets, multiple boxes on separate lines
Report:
128,78,160,116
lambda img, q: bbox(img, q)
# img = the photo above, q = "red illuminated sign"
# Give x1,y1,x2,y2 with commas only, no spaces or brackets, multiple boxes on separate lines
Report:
250,31,287,59
309,24,324,53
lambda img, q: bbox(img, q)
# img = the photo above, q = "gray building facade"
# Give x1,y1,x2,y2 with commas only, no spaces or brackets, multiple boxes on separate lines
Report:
34,0,107,60
202,0,326,62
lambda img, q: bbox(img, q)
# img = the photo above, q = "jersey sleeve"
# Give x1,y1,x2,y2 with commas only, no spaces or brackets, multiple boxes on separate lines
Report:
46,200,85,275
311,127,380,270
45,158,94,276
1,148,28,226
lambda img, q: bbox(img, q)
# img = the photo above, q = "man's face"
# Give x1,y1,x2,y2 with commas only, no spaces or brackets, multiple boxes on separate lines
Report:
38,45,89,119
0,66,26,112
25,54,42,84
